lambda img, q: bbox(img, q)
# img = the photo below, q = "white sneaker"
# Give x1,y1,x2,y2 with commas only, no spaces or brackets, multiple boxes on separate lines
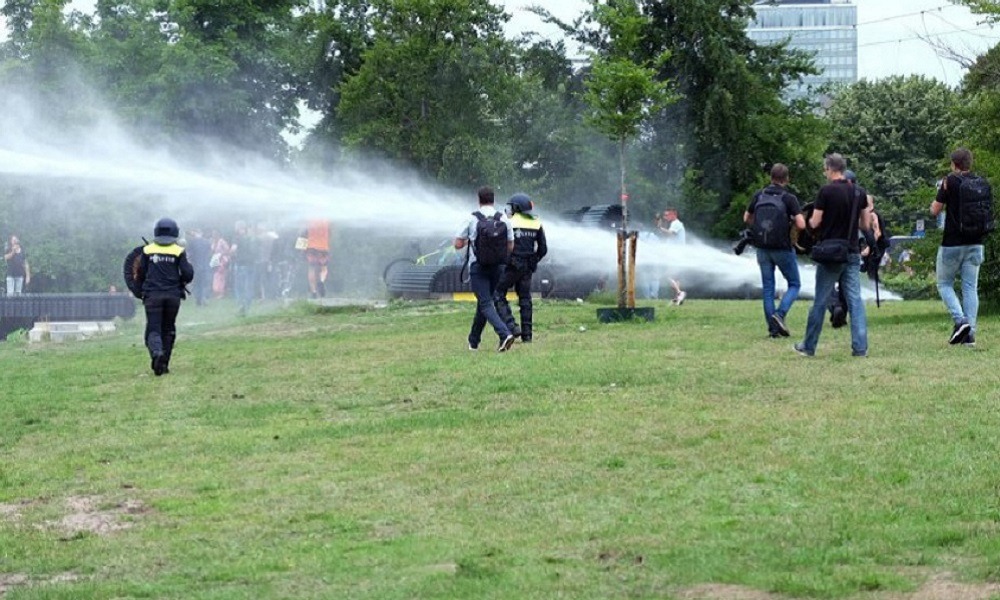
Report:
675,291,687,305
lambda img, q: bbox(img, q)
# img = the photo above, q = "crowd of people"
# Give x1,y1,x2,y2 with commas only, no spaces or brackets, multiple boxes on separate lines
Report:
740,148,989,357
178,220,331,312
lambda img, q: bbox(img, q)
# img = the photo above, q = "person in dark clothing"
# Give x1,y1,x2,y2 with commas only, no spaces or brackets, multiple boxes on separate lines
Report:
744,163,805,338
827,169,878,328
185,228,213,306
136,217,194,376
494,193,548,343
931,147,991,347
794,154,872,357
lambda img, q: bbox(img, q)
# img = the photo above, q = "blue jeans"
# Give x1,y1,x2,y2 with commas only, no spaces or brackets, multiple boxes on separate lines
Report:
756,248,801,332
468,263,511,347
936,245,984,332
801,256,867,356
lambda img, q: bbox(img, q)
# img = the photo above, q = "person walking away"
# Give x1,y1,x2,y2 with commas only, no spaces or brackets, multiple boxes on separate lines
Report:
4,235,29,295
931,147,993,347
744,163,805,338
658,207,687,304
136,218,194,376
304,219,331,298
230,220,256,316
494,193,548,343
455,186,516,352
185,228,213,306
794,153,872,357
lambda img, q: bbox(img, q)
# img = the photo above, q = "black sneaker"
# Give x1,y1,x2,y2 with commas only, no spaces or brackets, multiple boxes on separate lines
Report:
152,352,167,376
771,313,790,337
964,333,976,348
498,334,516,353
949,321,971,345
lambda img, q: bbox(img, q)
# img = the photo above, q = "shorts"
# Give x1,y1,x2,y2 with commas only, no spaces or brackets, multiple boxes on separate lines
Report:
306,249,329,266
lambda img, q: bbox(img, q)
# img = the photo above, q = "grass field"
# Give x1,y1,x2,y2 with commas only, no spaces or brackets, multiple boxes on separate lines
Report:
1,297,999,599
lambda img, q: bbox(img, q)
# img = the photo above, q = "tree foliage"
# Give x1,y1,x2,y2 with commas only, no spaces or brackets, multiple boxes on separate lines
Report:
335,0,520,186
824,76,961,227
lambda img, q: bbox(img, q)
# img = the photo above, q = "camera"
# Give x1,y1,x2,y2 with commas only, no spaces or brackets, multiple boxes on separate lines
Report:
732,229,753,256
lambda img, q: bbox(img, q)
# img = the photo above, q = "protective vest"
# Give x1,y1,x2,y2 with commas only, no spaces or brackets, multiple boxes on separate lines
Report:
141,242,194,297
510,213,546,259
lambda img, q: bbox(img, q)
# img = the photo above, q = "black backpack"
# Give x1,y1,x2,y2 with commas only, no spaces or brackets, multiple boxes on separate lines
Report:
750,190,790,249
473,212,509,266
956,173,995,237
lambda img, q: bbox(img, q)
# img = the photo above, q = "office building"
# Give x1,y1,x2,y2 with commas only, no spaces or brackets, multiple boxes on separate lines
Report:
747,0,858,99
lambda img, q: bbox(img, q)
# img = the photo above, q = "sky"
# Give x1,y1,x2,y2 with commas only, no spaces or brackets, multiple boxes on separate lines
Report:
504,0,1000,86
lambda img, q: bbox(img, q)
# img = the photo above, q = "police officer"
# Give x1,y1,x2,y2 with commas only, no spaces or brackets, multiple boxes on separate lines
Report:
494,194,547,343
137,218,194,376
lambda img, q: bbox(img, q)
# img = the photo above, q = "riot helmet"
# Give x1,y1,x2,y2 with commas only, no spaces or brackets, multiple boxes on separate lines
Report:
507,193,534,215
844,170,857,184
153,217,180,244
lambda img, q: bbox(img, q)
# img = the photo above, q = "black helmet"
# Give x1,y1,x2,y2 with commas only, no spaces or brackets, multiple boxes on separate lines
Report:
153,217,180,244
507,193,533,215
844,169,857,184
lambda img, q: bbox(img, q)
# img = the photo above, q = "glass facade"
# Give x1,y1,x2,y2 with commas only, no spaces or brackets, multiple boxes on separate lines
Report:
747,0,858,99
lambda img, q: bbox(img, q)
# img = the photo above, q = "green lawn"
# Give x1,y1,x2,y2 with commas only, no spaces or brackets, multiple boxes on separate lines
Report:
1,297,999,599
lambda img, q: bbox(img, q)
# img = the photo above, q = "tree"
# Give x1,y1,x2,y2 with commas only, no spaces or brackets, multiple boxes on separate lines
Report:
581,0,677,311
336,0,521,186
88,0,308,159
542,0,820,232
823,76,961,227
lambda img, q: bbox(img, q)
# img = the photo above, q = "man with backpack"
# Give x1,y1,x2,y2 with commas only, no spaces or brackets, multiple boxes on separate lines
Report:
931,147,994,347
744,163,806,338
455,186,516,352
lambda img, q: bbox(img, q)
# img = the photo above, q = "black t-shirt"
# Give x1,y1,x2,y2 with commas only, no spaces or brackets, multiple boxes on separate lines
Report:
815,179,861,252
747,184,801,249
936,172,988,247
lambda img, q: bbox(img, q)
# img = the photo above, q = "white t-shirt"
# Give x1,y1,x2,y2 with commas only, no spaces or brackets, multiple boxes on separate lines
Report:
666,219,686,245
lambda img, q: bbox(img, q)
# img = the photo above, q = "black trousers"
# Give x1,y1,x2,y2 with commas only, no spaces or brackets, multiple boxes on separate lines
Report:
495,264,534,340
144,295,181,364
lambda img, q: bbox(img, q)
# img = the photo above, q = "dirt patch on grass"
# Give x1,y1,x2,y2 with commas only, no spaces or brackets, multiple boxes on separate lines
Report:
0,574,29,596
881,572,1000,600
50,496,149,538
675,584,778,600
0,572,79,597
675,573,1000,599
0,503,24,522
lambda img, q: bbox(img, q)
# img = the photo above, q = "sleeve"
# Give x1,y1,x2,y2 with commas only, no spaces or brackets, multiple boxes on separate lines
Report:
535,225,548,261
935,176,952,204
137,253,149,287
178,251,195,285
455,220,471,240
505,215,514,242
746,192,759,214
786,194,801,216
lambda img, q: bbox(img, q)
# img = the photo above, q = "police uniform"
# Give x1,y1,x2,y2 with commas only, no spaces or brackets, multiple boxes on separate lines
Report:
494,204,547,342
137,218,194,376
